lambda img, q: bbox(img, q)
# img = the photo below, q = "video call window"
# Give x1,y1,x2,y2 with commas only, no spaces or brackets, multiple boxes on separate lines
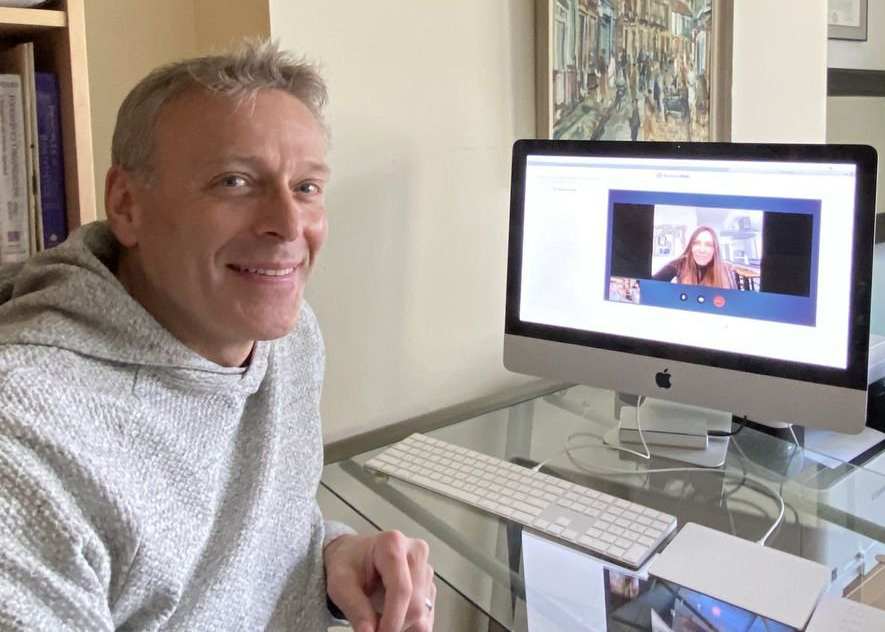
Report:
605,190,820,326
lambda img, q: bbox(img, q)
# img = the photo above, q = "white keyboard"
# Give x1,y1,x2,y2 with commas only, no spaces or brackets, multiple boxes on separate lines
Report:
365,433,677,569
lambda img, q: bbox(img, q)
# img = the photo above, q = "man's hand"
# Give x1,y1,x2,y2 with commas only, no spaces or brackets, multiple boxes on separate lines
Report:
324,530,435,632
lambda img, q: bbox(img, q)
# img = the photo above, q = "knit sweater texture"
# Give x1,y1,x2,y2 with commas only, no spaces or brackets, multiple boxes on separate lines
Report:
0,222,353,630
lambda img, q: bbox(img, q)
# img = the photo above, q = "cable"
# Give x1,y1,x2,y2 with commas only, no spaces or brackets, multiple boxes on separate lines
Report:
530,433,645,474
708,415,748,438
542,429,786,546
532,397,653,470
534,398,787,545
615,395,652,460
722,451,749,498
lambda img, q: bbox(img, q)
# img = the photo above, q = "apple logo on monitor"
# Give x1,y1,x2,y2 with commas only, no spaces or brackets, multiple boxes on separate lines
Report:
655,369,672,389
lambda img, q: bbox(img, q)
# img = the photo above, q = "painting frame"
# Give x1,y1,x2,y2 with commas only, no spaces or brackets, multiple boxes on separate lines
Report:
535,0,734,142
827,0,868,41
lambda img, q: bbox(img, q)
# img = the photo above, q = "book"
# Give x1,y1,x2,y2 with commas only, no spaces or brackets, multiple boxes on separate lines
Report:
0,42,41,254
34,72,65,249
0,74,29,263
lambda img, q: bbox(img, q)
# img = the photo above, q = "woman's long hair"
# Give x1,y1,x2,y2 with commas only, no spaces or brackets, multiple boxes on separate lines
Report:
674,226,734,289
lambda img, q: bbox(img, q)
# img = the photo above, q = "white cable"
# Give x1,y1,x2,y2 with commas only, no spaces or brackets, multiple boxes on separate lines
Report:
532,398,651,471
549,432,787,546
624,397,652,460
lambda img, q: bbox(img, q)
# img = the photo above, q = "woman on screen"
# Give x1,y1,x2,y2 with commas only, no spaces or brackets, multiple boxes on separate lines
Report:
653,226,735,289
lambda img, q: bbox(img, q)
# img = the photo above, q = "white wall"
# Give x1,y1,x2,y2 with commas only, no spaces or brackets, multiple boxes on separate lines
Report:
731,0,828,142
828,0,885,70
270,1,538,442
192,0,269,53
270,0,830,442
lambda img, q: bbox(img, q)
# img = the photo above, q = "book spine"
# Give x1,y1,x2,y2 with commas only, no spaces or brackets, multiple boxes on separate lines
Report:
34,72,66,249
0,74,29,263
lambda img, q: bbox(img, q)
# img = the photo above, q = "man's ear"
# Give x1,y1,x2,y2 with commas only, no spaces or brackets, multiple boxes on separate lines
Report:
105,165,141,248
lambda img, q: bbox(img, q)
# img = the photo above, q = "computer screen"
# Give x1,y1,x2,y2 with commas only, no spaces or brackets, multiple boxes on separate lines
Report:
504,141,878,434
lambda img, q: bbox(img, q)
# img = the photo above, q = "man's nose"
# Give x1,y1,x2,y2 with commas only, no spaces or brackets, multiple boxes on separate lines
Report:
257,186,303,241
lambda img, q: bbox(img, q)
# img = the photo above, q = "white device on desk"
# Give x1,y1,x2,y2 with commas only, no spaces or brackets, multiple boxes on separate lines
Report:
648,522,830,630
608,396,732,467
365,432,676,569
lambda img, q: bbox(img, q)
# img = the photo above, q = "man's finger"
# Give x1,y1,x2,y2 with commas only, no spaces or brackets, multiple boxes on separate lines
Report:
373,531,417,632
421,581,438,632
329,583,378,632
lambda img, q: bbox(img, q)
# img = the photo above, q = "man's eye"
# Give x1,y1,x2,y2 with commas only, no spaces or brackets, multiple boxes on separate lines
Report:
296,182,321,195
218,175,247,188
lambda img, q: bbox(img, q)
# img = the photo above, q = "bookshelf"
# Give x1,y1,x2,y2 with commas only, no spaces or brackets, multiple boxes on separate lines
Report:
0,0,95,236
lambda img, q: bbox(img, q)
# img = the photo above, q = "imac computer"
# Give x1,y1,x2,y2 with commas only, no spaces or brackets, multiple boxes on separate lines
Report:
504,140,878,466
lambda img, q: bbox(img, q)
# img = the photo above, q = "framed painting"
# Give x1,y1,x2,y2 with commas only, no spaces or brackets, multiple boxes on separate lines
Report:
827,0,868,41
536,0,734,141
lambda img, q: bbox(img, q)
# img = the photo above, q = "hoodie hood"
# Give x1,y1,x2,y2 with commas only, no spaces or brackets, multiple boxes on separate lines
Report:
0,221,264,376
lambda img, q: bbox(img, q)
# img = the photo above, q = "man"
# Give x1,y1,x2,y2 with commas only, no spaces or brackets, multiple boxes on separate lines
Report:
0,40,434,631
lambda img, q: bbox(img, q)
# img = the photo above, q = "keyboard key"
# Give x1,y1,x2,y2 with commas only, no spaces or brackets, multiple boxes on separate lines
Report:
623,543,649,565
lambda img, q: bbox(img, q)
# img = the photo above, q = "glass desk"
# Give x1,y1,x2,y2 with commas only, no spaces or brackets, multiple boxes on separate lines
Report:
321,385,885,631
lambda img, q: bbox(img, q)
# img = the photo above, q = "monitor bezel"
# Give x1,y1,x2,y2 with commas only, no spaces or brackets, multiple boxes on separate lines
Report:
505,140,878,393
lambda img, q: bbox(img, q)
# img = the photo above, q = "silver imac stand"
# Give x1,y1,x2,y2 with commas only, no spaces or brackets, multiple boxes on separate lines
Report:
602,393,733,467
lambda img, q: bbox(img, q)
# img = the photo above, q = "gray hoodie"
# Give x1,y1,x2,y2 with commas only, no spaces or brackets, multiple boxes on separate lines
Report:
0,222,352,630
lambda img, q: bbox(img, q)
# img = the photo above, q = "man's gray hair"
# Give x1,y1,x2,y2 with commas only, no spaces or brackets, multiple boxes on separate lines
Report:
111,38,328,176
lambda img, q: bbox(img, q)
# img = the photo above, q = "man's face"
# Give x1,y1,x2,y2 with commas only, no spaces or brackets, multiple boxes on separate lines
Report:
107,88,329,366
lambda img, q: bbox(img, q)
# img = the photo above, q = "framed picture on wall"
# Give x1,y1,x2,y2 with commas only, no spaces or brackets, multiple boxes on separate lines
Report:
827,0,868,41
536,0,734,142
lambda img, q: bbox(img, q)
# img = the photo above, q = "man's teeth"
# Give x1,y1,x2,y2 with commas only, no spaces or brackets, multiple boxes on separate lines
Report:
239,266,294,276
